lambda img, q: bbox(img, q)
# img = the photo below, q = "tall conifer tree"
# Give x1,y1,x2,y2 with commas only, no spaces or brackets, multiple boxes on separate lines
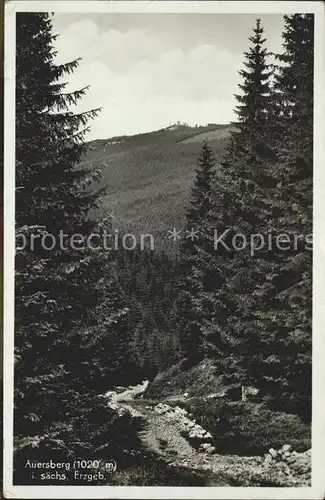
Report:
175,142,217,363
14,13,132,477
201,20,275,383
215,16,313,418
250,14,314,418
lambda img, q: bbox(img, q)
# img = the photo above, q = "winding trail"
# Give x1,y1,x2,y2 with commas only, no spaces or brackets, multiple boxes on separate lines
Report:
106,382,264,485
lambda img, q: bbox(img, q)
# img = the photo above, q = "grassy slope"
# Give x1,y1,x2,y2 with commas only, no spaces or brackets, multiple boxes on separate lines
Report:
83,124,234,251
144,358,311,470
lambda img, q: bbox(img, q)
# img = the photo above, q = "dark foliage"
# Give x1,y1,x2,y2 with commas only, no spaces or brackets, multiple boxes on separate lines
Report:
14,12,136,483
176,17,313,420
115,246,182,377
174,142,218,364
184,399,311,456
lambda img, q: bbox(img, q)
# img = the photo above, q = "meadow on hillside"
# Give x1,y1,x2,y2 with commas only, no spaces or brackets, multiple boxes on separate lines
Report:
83,124,234,251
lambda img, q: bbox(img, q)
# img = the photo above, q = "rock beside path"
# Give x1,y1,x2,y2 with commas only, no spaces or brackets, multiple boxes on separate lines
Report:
261,446,311,486
150,402,215,453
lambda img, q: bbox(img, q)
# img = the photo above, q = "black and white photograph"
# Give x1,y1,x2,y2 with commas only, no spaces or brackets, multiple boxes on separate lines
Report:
3,1,325,498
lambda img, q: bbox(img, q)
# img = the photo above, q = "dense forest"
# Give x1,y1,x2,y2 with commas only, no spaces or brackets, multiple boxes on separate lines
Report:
13,13,313,486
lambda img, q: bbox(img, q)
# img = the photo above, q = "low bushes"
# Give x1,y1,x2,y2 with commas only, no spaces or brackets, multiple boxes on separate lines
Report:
109,456,207,486
183,399,311,456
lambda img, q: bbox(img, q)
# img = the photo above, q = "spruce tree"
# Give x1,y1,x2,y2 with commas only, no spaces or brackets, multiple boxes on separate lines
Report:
185,141,216,240
215,15,313,418
231,19,273,156
274,14,313,167
175,142,218,363
251,14,314,418
14,12,132,479
199,19,276,387
218,18,275,263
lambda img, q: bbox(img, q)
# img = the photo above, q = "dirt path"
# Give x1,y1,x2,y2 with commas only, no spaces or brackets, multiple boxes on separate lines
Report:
109,382,196,459
105,382,264,485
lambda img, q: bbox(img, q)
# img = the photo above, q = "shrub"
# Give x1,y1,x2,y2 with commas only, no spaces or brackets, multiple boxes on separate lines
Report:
109,456,207,486
184,399,311,455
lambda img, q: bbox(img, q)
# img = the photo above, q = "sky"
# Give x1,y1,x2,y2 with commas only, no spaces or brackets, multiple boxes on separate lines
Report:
52,13,285,141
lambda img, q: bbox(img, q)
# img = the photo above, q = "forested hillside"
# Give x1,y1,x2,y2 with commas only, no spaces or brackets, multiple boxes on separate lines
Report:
81,122,235,249
13,13,313,487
